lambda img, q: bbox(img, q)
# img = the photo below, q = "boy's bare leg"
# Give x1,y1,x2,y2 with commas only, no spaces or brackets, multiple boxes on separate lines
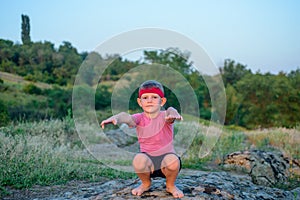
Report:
132,153,153,196
161,154,184,198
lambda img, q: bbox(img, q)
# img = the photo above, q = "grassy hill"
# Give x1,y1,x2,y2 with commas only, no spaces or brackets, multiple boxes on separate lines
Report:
0,71,52,89
0,71,73,123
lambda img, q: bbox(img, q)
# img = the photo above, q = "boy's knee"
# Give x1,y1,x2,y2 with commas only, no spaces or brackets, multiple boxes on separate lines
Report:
132,153,151,171
162,154,180,171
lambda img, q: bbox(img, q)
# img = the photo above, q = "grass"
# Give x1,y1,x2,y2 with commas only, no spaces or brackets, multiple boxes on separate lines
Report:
179,125,248,170
1,117,299,197
0,71,52,89
0,118,135,198
245,128,300,159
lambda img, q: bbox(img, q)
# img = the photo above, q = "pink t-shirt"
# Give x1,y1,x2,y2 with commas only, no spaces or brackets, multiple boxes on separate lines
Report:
132,111,175,156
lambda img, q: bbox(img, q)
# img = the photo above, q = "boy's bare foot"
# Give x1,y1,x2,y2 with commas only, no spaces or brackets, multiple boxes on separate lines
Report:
131,184,151,196
166,185,184,198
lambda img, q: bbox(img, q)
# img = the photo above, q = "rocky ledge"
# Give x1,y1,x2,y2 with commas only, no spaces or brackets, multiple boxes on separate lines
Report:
4,170,300,200
223,150,300,187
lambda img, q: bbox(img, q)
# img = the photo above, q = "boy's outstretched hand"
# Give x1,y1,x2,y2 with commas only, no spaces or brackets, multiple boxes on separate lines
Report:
100,117,117,129
165,114,183,123
165,107,183,123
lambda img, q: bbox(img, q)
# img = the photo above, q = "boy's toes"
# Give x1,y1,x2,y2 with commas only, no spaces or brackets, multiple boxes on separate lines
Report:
166,186,184,198
132,184,150,196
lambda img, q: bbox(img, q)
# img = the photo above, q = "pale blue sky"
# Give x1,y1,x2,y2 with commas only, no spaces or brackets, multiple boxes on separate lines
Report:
1,0,299,74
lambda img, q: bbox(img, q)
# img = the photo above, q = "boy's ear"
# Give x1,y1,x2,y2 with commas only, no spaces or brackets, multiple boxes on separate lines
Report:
161,97,167,106
137,98,142,107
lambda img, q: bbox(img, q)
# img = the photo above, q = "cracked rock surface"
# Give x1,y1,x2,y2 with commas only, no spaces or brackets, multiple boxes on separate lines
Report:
223,150,300,187
4,170,300,200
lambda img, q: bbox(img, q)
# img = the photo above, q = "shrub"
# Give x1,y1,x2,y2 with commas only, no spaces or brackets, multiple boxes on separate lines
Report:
0,100,10,127
23,83,42,95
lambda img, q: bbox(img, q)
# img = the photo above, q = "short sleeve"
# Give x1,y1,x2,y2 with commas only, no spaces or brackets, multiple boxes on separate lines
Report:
131,113,143,125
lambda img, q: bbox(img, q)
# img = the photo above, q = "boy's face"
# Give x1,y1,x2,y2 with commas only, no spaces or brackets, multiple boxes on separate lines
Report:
137,93,166,114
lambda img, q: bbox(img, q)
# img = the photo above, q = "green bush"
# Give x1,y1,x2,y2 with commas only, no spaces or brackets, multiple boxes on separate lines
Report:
0,100,10,127
23,83,42,95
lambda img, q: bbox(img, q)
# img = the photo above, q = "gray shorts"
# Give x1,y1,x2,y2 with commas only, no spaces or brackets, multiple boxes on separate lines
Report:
141,152,182,178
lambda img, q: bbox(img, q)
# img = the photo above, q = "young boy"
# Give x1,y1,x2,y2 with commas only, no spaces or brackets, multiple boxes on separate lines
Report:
101,80,184,198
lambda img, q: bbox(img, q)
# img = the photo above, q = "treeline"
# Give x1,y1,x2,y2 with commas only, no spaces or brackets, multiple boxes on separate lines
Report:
221,60,300,128
0,39,299,129
0,39,84,85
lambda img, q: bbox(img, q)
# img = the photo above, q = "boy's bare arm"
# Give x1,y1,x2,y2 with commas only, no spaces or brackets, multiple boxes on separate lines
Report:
101,112,136,129
165,107,183,123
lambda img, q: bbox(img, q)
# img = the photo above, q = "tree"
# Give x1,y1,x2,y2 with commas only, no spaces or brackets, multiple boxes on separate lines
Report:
143,48,193,75
233,71,300,128
225,84,242,125
220,59,251,87
21,14,31,45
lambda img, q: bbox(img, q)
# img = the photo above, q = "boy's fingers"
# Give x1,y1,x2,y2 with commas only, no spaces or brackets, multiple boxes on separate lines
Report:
175,116,182,120
100,119,117,129
112,119,117,125
101,120,109,129
166,115,183,121
100,122,105,129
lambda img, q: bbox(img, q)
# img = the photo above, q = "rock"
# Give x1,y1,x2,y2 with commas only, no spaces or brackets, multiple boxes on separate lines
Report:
4,171,299,200
291,187,300,199
223,150,291,186
105,128,137,148
290,159,300,176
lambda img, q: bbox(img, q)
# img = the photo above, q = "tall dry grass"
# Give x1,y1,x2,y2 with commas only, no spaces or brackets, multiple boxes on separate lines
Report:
0,118,134,197
245,127,300,159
